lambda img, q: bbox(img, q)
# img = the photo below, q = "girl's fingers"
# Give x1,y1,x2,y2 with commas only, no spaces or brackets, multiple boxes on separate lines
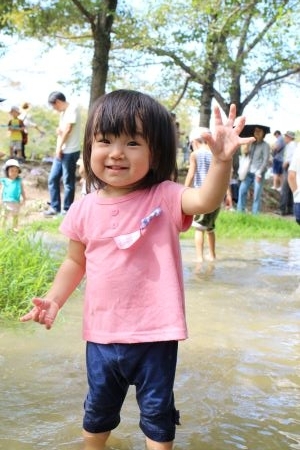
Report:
20,308,38,322
20,298,57,329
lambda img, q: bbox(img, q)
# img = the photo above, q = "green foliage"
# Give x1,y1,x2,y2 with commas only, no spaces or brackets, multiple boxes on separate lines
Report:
0,229,62,320
181,210,300,240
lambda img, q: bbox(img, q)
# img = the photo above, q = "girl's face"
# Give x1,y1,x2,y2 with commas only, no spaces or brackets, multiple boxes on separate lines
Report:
91,130,151,196
7,166,20,179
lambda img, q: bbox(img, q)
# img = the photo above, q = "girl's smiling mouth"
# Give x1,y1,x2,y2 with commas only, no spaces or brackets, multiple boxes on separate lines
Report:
106,165,128,171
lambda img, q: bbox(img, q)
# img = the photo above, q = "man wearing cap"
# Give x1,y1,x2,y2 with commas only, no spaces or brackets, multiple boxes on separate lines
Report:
276,131,297,216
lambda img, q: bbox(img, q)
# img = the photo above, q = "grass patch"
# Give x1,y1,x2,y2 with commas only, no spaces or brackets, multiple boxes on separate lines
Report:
24,215,64,234
0,229,63,321
181,210,300,239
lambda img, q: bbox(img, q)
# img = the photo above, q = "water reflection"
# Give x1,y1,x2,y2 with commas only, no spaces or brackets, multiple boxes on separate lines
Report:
1,238,299,449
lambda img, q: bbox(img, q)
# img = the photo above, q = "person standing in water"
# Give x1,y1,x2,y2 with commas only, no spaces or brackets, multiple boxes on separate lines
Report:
21,90,254,450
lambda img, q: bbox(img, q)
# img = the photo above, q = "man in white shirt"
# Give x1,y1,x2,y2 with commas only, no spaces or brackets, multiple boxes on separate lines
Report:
276,131,297,216
288,144,300,224
44,91,81,216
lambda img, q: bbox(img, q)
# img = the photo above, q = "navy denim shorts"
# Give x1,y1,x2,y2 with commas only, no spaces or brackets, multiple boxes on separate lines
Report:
83,340,180,442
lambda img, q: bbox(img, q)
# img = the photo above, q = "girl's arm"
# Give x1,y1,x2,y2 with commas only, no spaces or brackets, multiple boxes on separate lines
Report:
20,239,86,329
182,104,255,215
184,152,196,187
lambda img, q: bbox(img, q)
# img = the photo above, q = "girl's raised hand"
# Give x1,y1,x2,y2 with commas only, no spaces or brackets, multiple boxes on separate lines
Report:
202,104,255,162
20,298,59,330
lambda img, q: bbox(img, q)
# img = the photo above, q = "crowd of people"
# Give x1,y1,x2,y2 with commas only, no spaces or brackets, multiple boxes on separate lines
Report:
181,122,299,263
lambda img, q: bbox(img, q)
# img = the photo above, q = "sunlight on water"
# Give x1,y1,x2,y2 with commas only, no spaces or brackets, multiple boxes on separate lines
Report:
1,238,299,449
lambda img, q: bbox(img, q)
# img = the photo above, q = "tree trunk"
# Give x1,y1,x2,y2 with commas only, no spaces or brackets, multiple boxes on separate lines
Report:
199,82,215,128
89,0,118,107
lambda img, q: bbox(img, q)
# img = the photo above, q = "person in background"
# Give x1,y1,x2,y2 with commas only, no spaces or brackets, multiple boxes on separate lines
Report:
8,106,24,159
0,97,6,158
275,131,297,216
20,89,254,450
0,158,26,231
288,144,300,225
184,126,220,262
271,130,285,191
44,91,81,216
237,125,270,214
18,102,45,160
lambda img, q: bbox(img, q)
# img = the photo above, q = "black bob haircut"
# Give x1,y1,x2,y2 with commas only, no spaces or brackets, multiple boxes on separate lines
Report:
83,89,178,192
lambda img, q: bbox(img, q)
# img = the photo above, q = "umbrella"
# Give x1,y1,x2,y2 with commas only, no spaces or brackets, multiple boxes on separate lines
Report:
239,124,270,138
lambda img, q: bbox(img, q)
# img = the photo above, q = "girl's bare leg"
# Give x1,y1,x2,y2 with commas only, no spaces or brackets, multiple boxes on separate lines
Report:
146,437,173,450
206,230,216,261
83,429,110,450
194,229,204,262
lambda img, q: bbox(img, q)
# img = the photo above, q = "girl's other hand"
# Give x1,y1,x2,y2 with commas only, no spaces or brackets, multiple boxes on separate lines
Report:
20,298,59,330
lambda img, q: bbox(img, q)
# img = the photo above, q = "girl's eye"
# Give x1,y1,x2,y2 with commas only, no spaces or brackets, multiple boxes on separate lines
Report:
128,141,138,146
95,136,110,144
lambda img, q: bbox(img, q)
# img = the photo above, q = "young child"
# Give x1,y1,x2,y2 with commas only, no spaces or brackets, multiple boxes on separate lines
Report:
0,158,26,231
20,89,254,450
184,127,220,263
8,106,25,159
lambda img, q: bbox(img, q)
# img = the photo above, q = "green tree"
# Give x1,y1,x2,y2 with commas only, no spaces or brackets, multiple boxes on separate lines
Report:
3,0,300,126
116,0,300,125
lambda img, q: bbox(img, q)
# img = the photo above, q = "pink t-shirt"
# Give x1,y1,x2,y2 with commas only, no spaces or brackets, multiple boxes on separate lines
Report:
60,180,192,344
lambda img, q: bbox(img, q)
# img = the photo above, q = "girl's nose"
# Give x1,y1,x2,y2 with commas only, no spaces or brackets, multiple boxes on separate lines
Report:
109,143,124,159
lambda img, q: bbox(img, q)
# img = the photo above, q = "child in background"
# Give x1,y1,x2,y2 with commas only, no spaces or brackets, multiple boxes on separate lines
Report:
0,159,26,231
20,90,254,450
184,127,220,262
8,106,25,159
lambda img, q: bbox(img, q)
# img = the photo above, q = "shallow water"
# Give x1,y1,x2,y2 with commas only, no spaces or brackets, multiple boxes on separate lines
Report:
1,238,300,450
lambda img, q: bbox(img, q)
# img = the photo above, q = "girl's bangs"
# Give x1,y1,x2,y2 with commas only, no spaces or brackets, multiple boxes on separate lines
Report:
93,101,143,138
